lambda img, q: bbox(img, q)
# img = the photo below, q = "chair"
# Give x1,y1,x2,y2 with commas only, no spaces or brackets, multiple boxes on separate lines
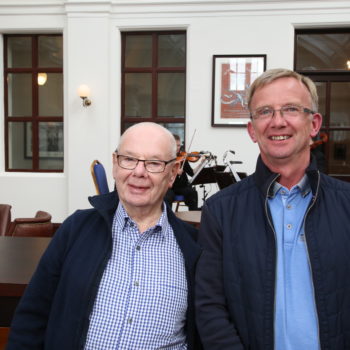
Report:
173,194,187,212
7,211,53,237
0,204,12,236
90,160,110,195
0,327,10,350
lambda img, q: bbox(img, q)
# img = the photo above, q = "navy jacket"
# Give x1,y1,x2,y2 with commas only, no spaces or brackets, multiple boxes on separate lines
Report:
7,191,202,349
196,156,350,349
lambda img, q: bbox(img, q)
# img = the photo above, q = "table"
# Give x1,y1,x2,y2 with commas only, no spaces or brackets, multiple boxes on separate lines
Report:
175,210,201,228
0,237,51,326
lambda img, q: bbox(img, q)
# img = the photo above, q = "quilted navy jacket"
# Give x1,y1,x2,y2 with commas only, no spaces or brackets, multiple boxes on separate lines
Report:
7,191,202,349
196,156,350,349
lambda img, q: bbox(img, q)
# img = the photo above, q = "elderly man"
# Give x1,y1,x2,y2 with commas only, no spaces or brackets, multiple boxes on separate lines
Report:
196,69,350,349
7,122,202,349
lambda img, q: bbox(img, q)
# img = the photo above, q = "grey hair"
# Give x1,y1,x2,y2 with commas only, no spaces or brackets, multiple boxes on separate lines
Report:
247,68,319,112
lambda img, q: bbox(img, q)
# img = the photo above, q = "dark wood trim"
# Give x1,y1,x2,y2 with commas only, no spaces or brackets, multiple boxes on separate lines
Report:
121,31,187,135
4,34,63,172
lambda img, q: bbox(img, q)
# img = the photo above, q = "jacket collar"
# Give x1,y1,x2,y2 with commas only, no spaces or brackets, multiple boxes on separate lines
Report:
253,154,320,197
88,191,119,230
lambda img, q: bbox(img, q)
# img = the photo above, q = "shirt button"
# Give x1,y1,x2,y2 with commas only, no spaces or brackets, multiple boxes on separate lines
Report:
286,204,292,209
134,281,139,286
287,224,292,230
136,245,141,251
127,318,132,324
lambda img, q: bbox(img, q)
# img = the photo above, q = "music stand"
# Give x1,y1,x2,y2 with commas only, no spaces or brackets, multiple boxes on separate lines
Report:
215,171,235,190
190,166,220,202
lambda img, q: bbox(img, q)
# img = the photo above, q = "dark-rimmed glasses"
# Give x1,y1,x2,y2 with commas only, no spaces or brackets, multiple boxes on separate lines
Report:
251,104,315,121
116,154,177,173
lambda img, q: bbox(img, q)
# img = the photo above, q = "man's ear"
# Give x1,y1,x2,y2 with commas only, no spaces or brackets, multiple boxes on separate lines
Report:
310,113,323,138
169,162,179,187
247,121,257,143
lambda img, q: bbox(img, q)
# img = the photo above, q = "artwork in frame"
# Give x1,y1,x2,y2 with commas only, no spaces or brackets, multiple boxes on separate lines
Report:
25,122,63,159
211,54,266,127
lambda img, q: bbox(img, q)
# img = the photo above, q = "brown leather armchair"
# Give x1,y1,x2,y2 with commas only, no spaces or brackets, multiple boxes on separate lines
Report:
7,210,54,237
0,204,12,236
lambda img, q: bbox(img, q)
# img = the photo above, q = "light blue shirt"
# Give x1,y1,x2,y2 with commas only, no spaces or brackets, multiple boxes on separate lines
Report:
268,176,319,350
84,202,188,349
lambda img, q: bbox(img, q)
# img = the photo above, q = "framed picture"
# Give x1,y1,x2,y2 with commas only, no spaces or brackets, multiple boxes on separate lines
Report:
211,54,266,127
25,122,63,159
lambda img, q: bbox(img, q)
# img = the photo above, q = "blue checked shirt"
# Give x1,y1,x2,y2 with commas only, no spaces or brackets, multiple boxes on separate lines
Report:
84,203,188,349
269,176,319,350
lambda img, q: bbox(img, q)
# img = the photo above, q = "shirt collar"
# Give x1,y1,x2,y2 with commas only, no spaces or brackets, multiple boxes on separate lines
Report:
115,202,169,238
269,174,311,198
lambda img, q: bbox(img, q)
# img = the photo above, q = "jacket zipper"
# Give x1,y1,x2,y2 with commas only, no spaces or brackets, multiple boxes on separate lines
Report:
264,174,280,350
302,170,321,349
264,171,321,350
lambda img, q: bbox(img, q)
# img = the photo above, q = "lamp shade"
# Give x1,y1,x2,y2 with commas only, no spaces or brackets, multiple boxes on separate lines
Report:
77,84,90,98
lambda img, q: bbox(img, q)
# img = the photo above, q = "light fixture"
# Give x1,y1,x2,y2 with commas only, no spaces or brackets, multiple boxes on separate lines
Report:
77,84,92,107
347,60,350,70
37,73,47,86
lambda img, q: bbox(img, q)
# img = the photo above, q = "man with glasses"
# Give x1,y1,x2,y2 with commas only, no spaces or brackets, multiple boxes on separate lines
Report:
8,122,202,350
196,68,350,349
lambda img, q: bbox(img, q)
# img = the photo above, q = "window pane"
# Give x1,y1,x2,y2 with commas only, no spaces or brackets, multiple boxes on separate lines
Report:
296,33,350,70
158,34,186,67
328,130,350,175
159,122,185,142
158,73,185,117
329,82,350,127
7,73,32,117
7,37,31,68
39,122,64,170
7,122,32,169
125,35,152,67
315,82,326,126
38,36,63,68
39,73,63,116
125,73,152,117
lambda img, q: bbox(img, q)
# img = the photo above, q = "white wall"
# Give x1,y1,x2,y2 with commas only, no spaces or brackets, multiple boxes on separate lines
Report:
0,0,349,221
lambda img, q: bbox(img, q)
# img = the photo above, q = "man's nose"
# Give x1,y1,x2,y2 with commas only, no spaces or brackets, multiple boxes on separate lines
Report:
270,109,287,125
133,160,148,174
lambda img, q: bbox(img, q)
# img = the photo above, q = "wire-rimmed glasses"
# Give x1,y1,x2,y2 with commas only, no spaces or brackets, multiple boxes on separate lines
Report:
251,104,315,121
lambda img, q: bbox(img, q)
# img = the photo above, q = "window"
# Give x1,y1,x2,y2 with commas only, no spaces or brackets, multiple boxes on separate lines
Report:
121,31,186,141
295,28,350,180
4,34,63,172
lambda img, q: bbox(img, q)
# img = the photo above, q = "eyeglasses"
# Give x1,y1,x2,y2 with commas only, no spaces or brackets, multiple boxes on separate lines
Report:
251,104,315,121
116,154,177,173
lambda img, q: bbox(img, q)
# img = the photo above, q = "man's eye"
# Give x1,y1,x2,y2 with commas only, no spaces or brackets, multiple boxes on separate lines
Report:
124,157,136,162
147,161,162,167
283,106,299,113
258,108,272,116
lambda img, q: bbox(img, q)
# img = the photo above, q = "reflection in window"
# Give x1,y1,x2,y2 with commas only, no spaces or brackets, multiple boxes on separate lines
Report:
296,32,350,71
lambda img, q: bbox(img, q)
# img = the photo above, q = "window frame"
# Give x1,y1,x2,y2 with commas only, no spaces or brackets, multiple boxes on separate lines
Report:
4,33,63,172
295,28,350,180
121,30,186,135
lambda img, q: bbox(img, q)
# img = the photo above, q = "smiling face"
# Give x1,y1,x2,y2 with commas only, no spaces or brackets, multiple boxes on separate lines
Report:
113,124,179,217
247,77,322,170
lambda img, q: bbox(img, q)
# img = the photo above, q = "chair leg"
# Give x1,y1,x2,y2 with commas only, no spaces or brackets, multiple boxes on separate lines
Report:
175,201,180,212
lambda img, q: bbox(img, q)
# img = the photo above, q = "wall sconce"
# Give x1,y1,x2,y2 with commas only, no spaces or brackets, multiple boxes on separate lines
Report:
77,84,92,107
347,60,350,70
37,73,47,86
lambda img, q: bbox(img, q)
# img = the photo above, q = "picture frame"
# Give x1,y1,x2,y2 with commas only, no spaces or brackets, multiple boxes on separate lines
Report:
25,122,63,159
211,54,266,127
